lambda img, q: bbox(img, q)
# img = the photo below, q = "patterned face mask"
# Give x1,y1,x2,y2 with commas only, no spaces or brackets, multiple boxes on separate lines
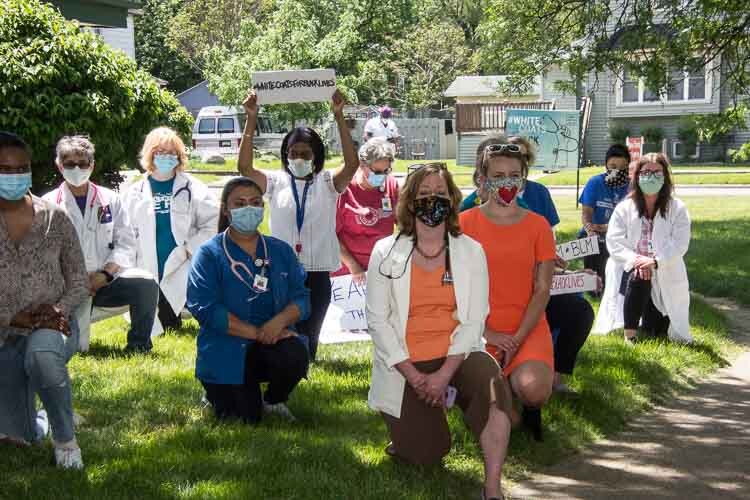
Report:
484,177,524,206
413,195,451,227
605,168,629,188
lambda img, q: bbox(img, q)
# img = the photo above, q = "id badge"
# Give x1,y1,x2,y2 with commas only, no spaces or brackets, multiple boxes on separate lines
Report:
647,240,654,255
444,385,457,409
253,274,268,292
381,196,393,213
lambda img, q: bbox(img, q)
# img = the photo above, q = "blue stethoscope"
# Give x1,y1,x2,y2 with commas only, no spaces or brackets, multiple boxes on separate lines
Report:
222,229,270,302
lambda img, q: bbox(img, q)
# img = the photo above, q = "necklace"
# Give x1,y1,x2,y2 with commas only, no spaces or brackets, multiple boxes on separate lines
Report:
415,243,445,260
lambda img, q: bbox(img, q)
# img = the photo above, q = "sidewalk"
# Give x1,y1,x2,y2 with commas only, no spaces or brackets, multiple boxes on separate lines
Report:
510,298,750,500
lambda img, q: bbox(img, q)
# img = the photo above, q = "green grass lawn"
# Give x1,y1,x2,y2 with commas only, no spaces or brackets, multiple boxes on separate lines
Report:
537,165,750,186
1,197,746,499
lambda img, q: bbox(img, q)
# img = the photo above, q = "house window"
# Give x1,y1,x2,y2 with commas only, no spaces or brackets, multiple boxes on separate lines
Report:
672,140,700,159
620,66,710,105
622,70,639,103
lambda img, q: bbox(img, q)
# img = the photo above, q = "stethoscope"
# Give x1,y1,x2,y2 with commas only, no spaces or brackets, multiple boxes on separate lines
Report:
56,182,108,233
139,176,192,202
378,232,453,285
222,229,270,301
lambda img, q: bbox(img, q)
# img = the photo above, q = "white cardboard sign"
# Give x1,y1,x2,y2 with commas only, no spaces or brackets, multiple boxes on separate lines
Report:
550,272,598,296
252,69,336,105
556,235,600,261
320,274,368,333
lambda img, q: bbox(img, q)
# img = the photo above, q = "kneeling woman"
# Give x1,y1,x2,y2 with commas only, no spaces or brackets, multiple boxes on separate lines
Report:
367,164,512,500
187,178,310,423
460,138,557,441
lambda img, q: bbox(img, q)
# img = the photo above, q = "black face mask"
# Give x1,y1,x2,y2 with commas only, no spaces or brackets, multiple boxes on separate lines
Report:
604,168,629,188
413,195,451,227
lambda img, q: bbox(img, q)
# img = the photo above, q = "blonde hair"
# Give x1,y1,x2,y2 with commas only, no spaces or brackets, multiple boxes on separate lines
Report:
139,127,188,172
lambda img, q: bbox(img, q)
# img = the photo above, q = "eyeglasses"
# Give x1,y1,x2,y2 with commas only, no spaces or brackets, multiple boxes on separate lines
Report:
407,162,448,177
485,144,523,156
638,171,664,178
61,162,90,169
368,165,393,175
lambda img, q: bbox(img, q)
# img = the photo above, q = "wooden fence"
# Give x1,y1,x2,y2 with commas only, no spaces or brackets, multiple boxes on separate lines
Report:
456,101,556,133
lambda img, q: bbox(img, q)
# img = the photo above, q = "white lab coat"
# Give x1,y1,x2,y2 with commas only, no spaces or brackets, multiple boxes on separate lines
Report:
121,172,219,335
43,182,155,350
592,197,692,343
366,233,489,419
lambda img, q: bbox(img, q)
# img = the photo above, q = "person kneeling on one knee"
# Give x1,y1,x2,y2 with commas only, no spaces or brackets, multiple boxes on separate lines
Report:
0,131,89,469
187,177,311,424
367,164,512,500
43,136,159,353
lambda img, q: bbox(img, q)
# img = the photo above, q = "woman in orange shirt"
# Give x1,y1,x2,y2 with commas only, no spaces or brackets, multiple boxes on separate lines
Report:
460,136,556,441
367,164,513,500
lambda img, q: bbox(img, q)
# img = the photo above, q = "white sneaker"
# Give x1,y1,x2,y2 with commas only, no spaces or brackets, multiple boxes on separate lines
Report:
54,442,84,470
263,402,296,422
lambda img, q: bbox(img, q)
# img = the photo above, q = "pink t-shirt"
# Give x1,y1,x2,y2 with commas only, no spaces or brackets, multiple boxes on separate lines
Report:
333,176,399,276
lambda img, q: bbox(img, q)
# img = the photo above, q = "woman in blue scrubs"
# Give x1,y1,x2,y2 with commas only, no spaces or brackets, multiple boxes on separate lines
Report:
187,177,310,423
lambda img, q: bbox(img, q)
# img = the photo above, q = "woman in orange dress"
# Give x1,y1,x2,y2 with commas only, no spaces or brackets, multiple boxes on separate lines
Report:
460,136,556,441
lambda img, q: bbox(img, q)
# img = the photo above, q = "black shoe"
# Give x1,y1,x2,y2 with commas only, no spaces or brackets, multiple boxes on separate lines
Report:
124,344,151,354
522,406,543,442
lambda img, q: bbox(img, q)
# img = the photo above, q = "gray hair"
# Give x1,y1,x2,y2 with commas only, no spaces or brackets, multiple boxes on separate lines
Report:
56,135,95,165
358,137,395,166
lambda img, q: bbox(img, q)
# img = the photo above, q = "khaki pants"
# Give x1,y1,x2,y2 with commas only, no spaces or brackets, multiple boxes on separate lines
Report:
382,351,512,465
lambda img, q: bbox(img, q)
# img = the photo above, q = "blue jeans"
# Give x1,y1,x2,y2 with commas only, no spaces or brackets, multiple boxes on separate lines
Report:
0,323,79,444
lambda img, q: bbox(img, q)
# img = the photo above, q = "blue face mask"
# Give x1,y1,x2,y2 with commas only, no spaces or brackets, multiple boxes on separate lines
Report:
368,172,387,188
230,205,264,234
0,172,32,201
153,154,179,175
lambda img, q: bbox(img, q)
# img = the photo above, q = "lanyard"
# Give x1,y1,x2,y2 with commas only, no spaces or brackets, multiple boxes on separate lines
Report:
289,175,311,235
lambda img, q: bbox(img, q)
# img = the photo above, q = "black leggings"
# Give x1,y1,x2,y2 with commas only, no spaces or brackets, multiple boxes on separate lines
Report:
296,271,332,362
201,337,309,424
545,293,594,375
622,275,670,336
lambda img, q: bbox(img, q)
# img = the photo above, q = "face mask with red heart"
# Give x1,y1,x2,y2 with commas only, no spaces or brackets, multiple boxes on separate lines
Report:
484,177,524,206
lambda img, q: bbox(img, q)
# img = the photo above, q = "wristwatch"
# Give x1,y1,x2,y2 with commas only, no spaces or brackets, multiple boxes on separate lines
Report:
100,270,115,283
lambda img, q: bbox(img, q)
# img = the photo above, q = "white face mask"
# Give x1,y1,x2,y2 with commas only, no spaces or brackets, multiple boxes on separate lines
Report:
288,158,313,178
62,167,92,188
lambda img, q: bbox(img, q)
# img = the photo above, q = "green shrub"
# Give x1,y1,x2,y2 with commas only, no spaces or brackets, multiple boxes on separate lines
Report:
677,118,699,147
0,0,194,192
609,123,631,144
641,126,665,145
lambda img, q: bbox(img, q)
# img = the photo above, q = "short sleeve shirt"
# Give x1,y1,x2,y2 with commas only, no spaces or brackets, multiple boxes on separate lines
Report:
520,180,560,227
148,177,178,279
334,176,399,273
579,173,629,225
265,169,341,272
460,208,556,335
364,117,399,139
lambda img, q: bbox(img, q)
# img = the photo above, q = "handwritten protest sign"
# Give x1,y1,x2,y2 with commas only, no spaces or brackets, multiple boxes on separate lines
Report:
320,275,368,338
252,69,336,105
550,272,598,296
556,236,600,261
505,109,581,169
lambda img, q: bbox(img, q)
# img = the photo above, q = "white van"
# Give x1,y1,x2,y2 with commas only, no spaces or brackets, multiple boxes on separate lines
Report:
192,106,286,157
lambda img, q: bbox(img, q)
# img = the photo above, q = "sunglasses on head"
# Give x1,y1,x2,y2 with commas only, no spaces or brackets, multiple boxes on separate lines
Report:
485,144,524,156
407,162,448,177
